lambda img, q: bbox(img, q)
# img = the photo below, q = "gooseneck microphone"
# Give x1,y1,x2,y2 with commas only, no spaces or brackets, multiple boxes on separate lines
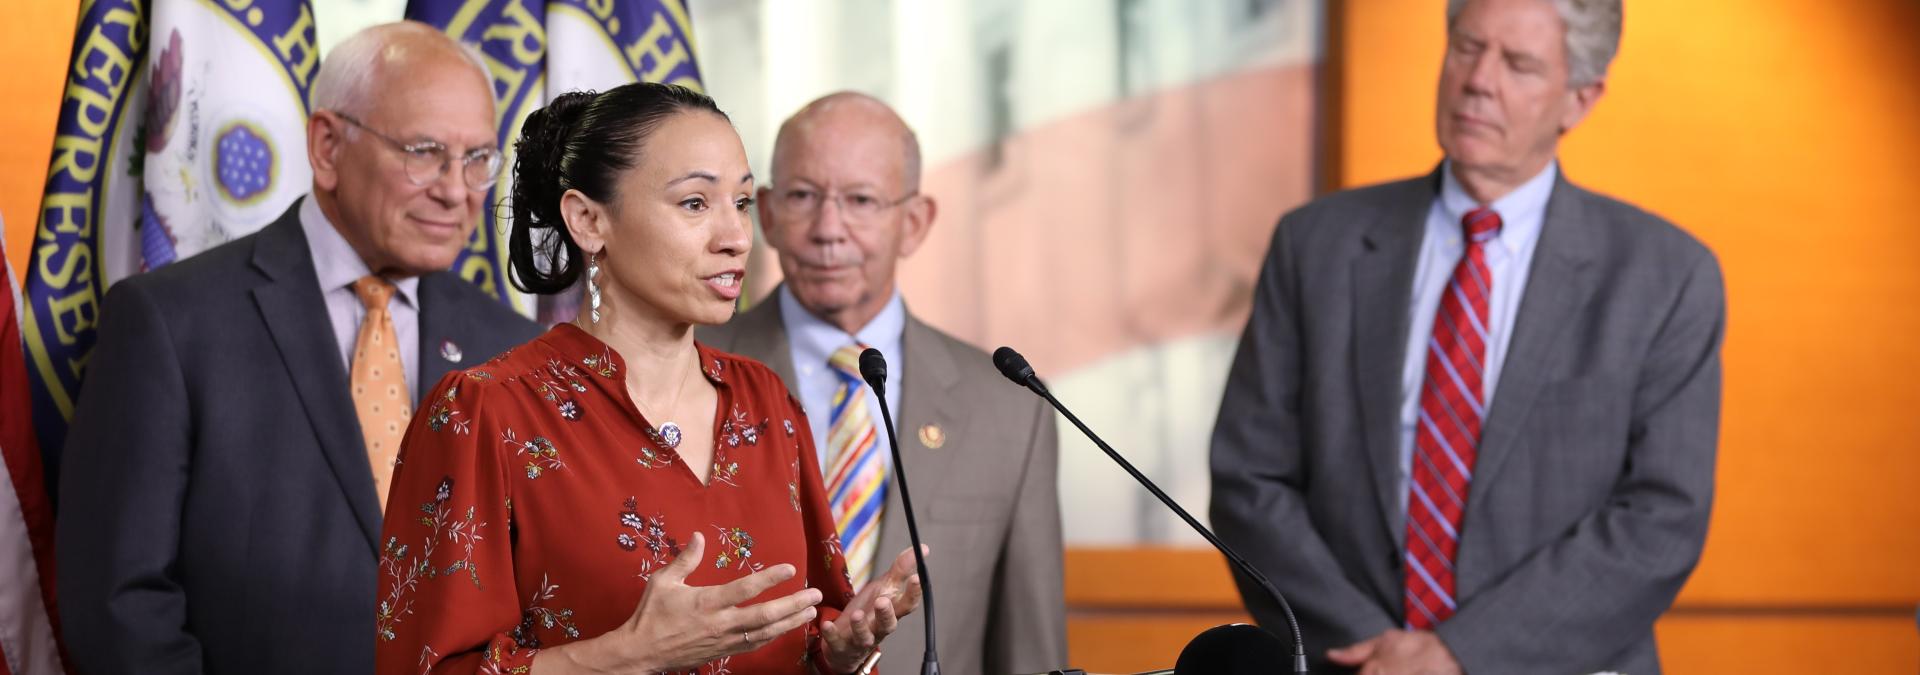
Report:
857,348,940,675
991,346,1310,674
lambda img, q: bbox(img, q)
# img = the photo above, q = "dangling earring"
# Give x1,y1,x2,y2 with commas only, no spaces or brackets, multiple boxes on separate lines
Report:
587,250,603,324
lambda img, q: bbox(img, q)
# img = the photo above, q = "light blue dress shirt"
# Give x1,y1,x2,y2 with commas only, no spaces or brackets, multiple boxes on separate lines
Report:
778,285,906,472
1395,161,1558,511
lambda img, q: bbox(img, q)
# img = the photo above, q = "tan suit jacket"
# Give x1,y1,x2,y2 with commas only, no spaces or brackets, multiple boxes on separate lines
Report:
701,293,1068,674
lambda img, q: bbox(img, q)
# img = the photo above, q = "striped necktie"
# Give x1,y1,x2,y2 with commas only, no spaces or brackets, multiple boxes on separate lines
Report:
825,344,886,588
1404,207,1502,630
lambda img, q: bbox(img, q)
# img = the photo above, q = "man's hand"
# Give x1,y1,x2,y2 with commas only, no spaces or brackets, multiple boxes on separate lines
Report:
1327,629,1461,675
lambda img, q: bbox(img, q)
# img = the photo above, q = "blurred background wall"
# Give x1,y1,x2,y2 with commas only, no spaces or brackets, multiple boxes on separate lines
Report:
683,0,1324,550
4,1,1917,672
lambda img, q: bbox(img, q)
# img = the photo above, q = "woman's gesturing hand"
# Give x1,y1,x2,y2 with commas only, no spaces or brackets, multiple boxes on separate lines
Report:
534,532,823,673
821,544,928,673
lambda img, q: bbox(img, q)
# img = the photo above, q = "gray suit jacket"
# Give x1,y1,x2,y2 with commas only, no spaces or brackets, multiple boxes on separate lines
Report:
701,294,1069,674
1209,168,1724,674
56,201,541,675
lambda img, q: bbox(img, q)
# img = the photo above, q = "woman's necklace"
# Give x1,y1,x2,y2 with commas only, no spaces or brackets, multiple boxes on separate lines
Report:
578,317,697,450
633,350,695,450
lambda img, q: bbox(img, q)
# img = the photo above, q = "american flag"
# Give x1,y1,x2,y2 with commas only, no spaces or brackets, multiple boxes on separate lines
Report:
2,219,67,673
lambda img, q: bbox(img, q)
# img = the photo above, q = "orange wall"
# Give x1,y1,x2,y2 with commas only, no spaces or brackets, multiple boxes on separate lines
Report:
0,0,80,280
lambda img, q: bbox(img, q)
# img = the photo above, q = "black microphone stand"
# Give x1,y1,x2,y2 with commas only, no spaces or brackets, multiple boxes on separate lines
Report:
858,349,940,675
993,347,1308,674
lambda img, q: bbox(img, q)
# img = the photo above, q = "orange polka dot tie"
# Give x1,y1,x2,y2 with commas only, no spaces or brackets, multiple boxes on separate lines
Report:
351,276,411,514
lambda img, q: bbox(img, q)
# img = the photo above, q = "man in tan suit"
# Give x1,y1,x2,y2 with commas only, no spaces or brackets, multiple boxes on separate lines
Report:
701,92,1067,674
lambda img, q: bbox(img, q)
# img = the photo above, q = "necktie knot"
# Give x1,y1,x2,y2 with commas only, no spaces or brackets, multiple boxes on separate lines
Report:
828,343,868,379
353,275,396,311
1462,207,1503,244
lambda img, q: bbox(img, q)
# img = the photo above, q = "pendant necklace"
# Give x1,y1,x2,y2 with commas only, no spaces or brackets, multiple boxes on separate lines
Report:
636,351,695,450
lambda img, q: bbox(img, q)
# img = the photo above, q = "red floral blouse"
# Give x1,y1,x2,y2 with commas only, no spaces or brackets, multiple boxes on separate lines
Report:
375,323,856,674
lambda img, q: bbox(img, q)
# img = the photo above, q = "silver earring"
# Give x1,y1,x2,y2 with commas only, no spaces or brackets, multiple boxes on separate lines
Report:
587,252,603,324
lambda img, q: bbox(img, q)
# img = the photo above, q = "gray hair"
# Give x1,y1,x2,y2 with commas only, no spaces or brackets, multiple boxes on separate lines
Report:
311,21,495,116
1447,0,1622,87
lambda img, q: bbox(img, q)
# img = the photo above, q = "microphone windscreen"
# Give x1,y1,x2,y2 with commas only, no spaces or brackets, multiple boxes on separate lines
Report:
992,346,1034,385
858,347,887,388
1174,624,1288,675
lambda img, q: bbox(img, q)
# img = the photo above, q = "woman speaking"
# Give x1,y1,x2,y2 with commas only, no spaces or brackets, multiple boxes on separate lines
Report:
374,83,922,675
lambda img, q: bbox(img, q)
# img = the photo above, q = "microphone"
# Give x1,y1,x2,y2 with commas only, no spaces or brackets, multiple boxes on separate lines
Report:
858,348,940,675
991,346,1041,394
990,346,1309,674
1175,624,1290,674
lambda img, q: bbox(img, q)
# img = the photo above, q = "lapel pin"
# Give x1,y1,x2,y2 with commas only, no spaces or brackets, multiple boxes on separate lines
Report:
440,339,463,363
918,423,946,449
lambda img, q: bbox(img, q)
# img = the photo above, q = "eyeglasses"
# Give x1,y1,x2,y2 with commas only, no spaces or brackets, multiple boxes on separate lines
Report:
332,111,503,191
770,184,917,222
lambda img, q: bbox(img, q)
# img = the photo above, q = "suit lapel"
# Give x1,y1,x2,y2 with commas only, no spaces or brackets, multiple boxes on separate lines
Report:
726,294,801,395
249,205,383,552
1466,175,1598,505
875,313,966,567
1353,171,1442,550
736,293,958,573
415,274,464,401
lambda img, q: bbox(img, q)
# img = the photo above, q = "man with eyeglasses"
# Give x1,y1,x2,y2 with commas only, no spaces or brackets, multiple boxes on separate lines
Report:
700,92,1068,674
56,22,539,675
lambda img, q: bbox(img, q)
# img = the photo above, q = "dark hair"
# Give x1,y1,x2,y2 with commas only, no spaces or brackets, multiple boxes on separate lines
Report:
508,82,728,294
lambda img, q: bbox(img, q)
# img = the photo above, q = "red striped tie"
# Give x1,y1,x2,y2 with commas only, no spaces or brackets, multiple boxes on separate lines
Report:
1404,207,1502,630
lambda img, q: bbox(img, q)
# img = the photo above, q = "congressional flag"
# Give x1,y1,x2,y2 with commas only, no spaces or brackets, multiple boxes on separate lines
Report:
406,0,704,323
24,0,318,468
404,0,547,316
3,221,66,673
545,0,704,93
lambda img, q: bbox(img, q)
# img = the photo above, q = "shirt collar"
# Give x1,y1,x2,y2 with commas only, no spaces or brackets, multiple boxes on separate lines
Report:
1437,159,1557,247
778,284,906,368
299,195,419,308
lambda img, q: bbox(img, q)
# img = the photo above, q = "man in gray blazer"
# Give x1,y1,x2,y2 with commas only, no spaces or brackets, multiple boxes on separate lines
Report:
701,92,1068,674
56,24,540,674
1210,1,1723,673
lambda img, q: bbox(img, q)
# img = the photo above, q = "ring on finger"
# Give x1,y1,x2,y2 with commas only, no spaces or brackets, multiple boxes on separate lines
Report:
742,630,753,646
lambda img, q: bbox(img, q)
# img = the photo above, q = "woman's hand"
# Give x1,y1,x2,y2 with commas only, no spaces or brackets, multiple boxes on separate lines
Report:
821,545,928,673
534,532,822,673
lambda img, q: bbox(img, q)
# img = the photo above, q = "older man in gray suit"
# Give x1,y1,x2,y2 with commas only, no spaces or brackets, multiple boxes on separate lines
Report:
701,92,1068,674
1210,0,1723,673
56,23,540,674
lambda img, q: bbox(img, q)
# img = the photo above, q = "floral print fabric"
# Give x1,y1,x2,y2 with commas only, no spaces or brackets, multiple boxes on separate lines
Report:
375,324,855,674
